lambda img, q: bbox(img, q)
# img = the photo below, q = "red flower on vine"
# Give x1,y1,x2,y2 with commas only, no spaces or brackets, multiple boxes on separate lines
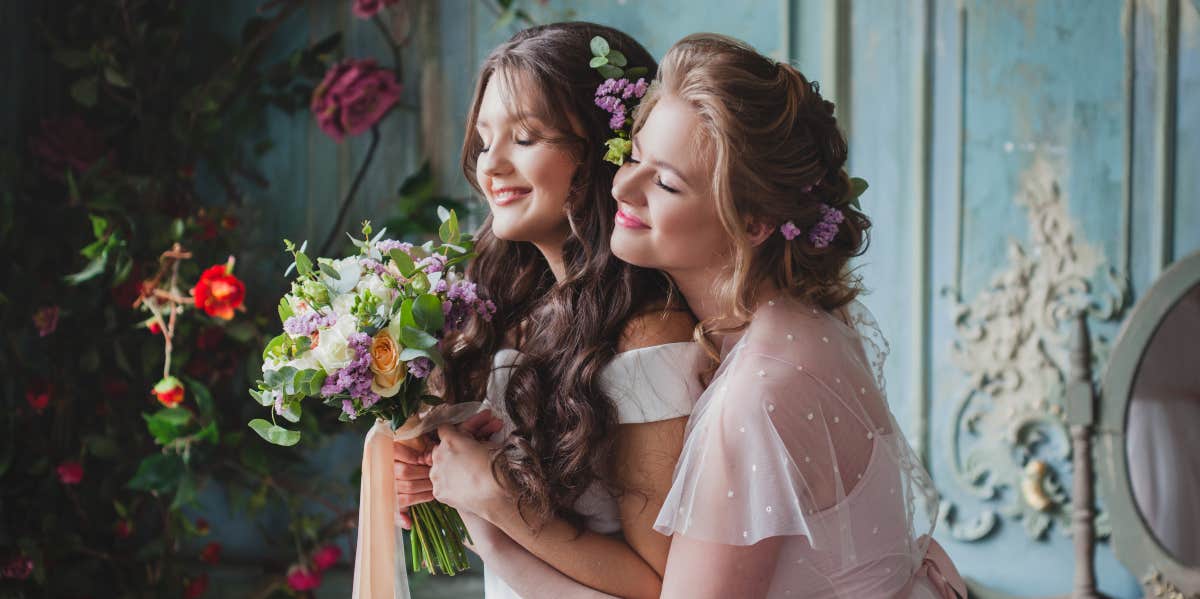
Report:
182,573,209,599
25,380,53,413
200,542,221,564
152,376,185,408
190,259,244,320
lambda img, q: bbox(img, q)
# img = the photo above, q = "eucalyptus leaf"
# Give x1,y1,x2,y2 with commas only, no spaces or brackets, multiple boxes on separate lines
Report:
597,65,624,79
589,56,608,68
319,262,341,280
412,294,444,332
390,249,416,276
398,325,437,350
606,50,627,67
247,419,301,446
590,36,610,57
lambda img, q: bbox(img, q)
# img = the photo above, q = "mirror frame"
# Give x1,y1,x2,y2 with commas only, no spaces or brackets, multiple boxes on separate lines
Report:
1098,249,1200,594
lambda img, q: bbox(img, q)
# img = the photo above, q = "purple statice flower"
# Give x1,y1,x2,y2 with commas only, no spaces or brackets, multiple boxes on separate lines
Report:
342,399,357,418
284,311,337,337
416,254,447,274
320,332,381,418
808,204,845,248
432,278,449,294
779,221,802,241
376,240,414,255
630,78,648,98
408,357,433,379
442,280,497,332
360,257,389,276
272,391,286,415
595,78,626,97
609,109,627,131
595,95,622,113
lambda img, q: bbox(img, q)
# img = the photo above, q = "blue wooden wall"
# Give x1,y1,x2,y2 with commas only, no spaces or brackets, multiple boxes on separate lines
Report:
206,0,1199,596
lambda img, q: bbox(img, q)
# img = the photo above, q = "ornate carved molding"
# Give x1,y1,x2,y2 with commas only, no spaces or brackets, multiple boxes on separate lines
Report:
1143,570,1200,599
939,157,1129,542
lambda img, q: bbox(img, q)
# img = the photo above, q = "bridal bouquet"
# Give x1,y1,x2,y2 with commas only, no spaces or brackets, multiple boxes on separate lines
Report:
248,211,494,576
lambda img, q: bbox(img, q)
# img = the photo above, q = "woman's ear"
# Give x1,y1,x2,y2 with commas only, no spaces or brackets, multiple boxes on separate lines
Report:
746,220,773,247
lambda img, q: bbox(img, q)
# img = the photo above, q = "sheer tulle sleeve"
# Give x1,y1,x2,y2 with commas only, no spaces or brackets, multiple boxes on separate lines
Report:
655,301,939,569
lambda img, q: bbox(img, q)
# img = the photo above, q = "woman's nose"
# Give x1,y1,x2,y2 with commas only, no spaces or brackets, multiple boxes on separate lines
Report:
479,143,511,179
611,163,646,206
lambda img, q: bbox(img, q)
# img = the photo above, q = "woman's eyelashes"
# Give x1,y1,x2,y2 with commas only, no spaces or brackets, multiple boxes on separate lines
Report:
478,133,534,153
628,150,679,193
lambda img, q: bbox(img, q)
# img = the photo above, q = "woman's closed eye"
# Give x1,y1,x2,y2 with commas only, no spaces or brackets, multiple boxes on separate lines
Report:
655,176,679,194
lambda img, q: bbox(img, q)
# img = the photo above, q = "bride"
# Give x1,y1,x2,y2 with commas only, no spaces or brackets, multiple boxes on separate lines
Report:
356,22,706,599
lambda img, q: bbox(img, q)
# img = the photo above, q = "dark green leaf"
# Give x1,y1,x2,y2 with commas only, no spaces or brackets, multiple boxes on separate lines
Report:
606,50,627,67
104,67,130,88
70,76,98,107
625,66,649,78
412,293,444,331
52,49,90,69
399,298,416,328
127,454,185,492
597,65,624,79
390,249,416,276
398,325,437,350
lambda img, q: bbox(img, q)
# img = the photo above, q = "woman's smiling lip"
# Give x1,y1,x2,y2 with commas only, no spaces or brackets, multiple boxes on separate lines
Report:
490,186,532,206
615,207,649,229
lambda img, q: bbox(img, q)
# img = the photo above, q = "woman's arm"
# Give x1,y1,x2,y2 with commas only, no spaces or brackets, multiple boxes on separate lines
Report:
460,510,619,599
432,425,665,599
659,534,784,599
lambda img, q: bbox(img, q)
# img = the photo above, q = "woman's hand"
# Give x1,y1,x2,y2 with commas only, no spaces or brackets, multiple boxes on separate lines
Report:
393,410,503,529
393,440,433,530
430,424,509,520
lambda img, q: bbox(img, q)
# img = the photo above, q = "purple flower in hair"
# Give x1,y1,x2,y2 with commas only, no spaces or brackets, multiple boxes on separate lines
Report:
780,221,802,240
808,204,845,248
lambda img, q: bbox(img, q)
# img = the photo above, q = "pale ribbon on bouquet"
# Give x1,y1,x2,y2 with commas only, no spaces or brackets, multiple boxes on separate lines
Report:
352,401,485,599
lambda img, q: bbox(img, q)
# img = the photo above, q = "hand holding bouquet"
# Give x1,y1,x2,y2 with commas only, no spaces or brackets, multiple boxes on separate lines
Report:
248,210,494,575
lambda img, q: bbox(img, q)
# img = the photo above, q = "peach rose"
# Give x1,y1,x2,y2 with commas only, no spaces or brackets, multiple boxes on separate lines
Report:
369,330,406,397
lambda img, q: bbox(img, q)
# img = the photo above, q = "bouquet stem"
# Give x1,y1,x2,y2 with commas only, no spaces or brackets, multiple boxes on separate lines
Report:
408,500,472,575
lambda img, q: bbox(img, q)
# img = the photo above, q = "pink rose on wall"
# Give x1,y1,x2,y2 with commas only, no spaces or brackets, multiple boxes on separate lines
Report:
0,556,34,580
56,460,83,485
352,0,401,19
310,59,401,142
286,565,322,591
311,544,342,571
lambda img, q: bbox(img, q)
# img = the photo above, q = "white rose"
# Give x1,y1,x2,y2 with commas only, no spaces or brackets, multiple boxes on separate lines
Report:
311,315,357,372
323,258,362,295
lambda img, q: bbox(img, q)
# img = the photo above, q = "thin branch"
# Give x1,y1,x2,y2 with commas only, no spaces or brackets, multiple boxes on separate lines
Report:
319,125,381,256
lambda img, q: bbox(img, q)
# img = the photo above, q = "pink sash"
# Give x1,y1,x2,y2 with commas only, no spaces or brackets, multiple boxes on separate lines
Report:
900,536,967,598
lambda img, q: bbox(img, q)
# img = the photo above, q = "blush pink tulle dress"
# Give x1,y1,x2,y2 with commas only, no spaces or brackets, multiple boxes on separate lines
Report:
654,298,966,598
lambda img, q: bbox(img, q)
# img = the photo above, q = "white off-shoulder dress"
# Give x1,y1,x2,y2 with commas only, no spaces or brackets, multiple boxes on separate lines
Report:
483,342,707,599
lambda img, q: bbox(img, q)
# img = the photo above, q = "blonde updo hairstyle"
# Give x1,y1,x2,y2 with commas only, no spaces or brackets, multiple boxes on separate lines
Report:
633,33,871,342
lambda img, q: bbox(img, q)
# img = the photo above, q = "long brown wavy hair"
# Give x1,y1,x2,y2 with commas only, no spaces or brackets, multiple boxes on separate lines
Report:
634,33,871,351
439,23,670,529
